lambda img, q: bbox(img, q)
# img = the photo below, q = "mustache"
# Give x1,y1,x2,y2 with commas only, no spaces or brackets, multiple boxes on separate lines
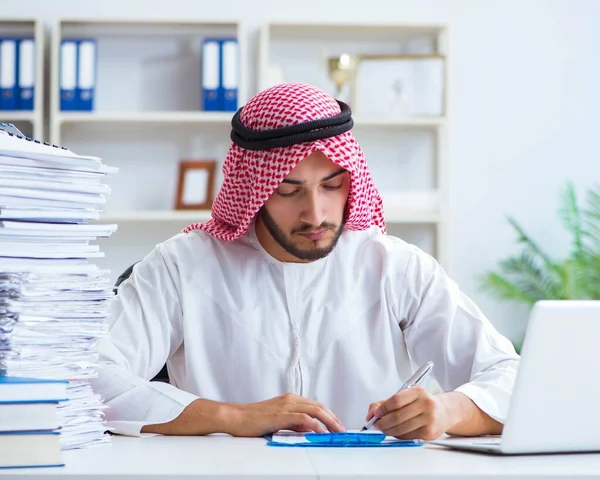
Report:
292,222,338,234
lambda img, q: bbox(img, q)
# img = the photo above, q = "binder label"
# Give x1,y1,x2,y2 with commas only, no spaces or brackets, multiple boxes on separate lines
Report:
60,42,77,90
202,41,219,89
222,40,237,90
78,41,96,93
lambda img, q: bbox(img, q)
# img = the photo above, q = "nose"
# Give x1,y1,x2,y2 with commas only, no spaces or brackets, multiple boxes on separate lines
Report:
301,190,327,227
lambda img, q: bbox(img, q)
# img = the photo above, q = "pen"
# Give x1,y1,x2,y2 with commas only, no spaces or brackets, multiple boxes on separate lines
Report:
361,361,434,431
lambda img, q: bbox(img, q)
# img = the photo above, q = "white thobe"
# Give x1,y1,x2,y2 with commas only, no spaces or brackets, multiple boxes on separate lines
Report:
90,223,519,436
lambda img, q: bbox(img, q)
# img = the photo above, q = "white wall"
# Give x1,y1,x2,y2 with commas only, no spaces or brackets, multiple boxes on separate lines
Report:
7,0,600,344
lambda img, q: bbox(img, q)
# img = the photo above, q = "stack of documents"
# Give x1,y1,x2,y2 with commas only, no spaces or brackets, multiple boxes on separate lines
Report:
0,125,117,450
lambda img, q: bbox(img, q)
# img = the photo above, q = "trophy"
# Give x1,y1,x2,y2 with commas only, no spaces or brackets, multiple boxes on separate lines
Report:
327,53,359,103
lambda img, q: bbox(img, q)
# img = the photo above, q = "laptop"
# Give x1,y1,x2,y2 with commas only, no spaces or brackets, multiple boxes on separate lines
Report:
429,300,600,455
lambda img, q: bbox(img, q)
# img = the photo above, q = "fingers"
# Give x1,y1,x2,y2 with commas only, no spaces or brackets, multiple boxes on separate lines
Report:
372,388,444,441
384,413,428,439
375,397,422,432
374,386,425,418
284,394,340,421
282,413,327,433
280,394,345,432
299,404,345,432
313,402,344,429
366,401,383,421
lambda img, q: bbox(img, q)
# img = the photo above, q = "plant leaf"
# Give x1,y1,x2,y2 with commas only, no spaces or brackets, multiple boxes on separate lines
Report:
558,182,584,257
482,183,600,307
478,272,537,305
506,216,558,273
499,252,566,299
582,187,600,252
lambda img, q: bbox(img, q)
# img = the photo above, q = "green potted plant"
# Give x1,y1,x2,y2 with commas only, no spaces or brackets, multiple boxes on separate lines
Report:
479,183,600,349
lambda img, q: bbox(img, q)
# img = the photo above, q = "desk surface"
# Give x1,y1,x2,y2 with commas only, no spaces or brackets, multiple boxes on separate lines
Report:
2,435,600,479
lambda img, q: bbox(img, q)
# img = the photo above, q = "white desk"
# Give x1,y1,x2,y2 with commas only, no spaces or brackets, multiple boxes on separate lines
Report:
2,435,600,479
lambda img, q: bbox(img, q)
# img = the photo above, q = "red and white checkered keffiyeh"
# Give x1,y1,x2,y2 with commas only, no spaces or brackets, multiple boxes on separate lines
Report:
182,83,385,240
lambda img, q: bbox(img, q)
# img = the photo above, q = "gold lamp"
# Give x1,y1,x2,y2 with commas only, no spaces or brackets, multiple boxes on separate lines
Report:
327,53,359,100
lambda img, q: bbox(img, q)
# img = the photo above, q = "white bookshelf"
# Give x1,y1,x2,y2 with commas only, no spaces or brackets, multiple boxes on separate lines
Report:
259,21,450,266
47,18,247,280
43,18,450,279
49,18,245,215
0,18,44,140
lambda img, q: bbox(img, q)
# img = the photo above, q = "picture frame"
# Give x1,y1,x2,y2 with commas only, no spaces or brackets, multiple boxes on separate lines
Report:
353,54,446,117
175,160,217,210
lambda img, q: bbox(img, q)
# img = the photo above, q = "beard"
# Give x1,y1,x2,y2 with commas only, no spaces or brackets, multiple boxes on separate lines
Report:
259,207,344,261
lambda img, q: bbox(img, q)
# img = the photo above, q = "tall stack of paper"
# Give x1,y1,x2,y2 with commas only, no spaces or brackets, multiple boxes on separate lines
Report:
0,125,117,450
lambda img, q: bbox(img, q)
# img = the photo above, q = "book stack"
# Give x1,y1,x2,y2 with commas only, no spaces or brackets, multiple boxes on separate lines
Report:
0,376,67,469
0,123,117,451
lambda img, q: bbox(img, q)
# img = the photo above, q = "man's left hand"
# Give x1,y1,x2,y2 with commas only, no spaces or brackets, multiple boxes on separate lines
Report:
365,386,452,441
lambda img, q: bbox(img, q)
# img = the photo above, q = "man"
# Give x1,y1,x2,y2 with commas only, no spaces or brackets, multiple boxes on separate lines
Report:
91,83,519,440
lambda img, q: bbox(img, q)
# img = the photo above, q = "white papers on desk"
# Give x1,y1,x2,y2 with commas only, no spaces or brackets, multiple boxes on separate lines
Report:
0,155,116,175
0,195,102,210
0,221,117,237
0,187,106,205
0,163,107,181
0,209,101,222
57,382,109,450
0,130,102,167
0,178,110,195
0,242,100,257
0,221,116,233
0,127,117,451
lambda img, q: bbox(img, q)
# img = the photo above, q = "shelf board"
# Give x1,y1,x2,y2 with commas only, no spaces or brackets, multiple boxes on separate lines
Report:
267,21,446,35
55,112,443,128
0,19,37,27
98,209,441,224
353,115,446,128
57,19,241,40
59,18,239,28
57,111,234,125
0,111,37,122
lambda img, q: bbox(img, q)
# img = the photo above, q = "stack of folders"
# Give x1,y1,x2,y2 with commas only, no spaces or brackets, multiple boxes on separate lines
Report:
59,39,96,111
0,376,68,469
0,123,118,451
201,37,238,112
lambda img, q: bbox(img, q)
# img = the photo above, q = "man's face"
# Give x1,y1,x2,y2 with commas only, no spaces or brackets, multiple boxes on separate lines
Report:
255,151,350,263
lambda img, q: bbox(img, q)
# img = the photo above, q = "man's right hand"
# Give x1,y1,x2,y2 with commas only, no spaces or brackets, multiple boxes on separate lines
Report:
224,393,345,437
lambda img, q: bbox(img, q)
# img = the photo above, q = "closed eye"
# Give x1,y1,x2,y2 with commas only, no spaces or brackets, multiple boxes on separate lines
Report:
323,183,343,191
275,189,299,198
